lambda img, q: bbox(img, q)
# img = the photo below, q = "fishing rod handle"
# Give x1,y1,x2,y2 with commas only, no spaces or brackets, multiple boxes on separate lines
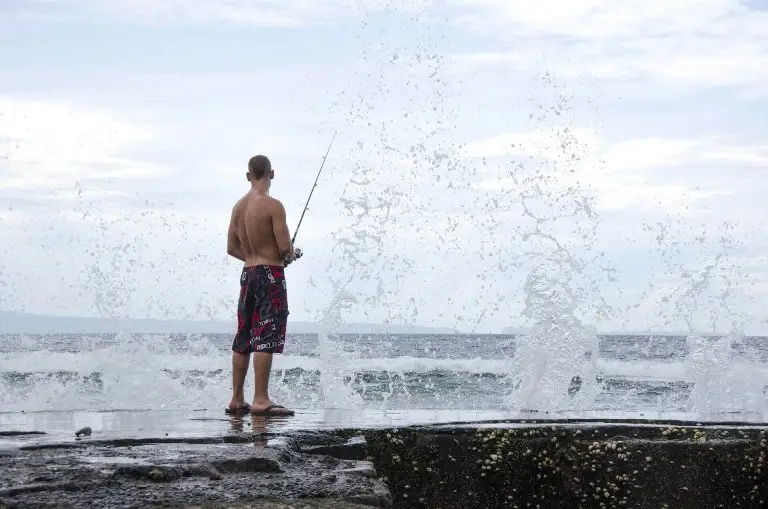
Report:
284,248,302,266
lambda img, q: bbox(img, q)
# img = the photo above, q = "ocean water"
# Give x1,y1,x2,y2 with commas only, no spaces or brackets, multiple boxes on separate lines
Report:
2,332,767,422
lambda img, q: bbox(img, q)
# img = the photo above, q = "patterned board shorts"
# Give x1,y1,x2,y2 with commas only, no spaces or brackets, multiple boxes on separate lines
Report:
231,264,289,354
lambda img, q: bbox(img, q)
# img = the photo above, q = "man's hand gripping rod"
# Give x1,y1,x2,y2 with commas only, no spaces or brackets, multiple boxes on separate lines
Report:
286,132,337,265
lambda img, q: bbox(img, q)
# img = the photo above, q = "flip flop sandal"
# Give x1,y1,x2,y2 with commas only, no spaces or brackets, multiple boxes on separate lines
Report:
250,404,295,416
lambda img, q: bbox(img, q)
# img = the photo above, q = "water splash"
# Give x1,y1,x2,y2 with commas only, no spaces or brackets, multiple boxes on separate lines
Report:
310,4,462,408
316,290,367,409
639,219,764,415
502,73,613,412
683,332,767,416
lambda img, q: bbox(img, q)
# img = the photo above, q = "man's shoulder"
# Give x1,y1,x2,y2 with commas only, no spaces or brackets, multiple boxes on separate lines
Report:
233,192,284,214
264,195,285,211
232,194,248,213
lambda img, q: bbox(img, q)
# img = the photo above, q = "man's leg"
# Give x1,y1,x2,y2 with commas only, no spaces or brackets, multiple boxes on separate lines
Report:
251,352,273,408
229,351,250,409
250,316,293,415
249,267,293,416
228,267,253,412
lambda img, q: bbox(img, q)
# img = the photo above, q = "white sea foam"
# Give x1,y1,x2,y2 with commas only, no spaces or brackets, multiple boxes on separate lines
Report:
2,332,767,415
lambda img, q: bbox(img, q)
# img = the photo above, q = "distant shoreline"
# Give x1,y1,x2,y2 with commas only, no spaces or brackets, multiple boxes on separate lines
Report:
0,311,755,336
0,311,459,335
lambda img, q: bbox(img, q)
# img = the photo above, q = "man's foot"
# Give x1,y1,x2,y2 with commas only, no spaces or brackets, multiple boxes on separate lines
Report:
225,400,252,416
250,400,295,416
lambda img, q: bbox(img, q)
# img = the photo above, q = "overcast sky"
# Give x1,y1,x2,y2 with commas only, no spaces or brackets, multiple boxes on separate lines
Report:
1,0,766,334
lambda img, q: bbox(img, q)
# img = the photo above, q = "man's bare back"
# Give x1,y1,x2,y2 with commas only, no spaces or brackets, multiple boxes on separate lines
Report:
228,190,294,267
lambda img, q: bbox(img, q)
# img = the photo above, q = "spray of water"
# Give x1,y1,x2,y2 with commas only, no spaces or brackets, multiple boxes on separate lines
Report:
310,4,464,409
494,73,614,412
637,218,764,416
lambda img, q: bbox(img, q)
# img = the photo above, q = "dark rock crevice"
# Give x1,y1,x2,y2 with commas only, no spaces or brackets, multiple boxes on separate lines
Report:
0,432,45,437
19,435,255,451
210,456,283,474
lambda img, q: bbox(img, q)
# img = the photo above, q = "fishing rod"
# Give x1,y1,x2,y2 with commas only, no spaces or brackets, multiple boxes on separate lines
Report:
289,131,337,260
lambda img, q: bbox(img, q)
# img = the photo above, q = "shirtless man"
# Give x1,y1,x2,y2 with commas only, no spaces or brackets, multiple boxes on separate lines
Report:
225,154,297,417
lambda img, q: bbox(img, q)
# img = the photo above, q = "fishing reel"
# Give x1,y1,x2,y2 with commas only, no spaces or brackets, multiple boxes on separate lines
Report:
284,248,302,266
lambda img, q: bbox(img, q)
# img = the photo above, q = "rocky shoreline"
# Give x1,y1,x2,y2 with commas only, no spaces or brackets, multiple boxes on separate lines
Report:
0,427,389,508
1,418,767,508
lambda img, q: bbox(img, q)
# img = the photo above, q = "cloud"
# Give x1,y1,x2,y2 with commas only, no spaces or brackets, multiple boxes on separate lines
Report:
466,129,768,175
603,137,768,171
463,126,599,159
451,0,768,93
453,0,745,39
9,0,765,95
467,130,767,215
0,97,170,193
2,0,428,27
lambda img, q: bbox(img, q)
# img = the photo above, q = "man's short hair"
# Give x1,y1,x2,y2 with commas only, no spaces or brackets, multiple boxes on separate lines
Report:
248,155,271,179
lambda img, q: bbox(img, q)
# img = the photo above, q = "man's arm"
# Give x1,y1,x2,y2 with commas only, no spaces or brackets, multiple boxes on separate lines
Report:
227,205,246,262
271,200,294,262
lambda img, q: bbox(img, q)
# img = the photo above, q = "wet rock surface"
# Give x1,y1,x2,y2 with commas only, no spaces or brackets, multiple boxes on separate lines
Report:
363,420,768,509
2,419,768,508
0,428,391,509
